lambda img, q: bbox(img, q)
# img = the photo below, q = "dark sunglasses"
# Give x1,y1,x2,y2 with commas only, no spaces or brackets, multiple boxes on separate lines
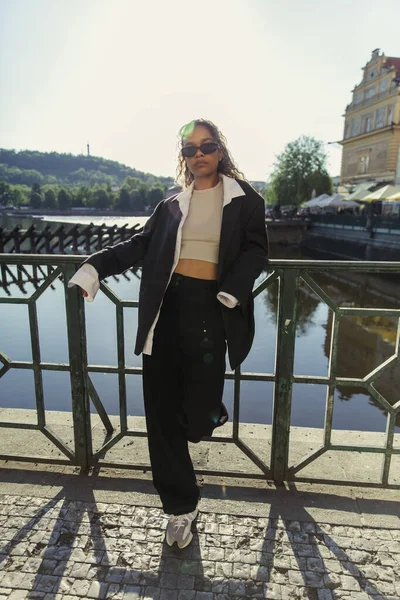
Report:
181,142,218,158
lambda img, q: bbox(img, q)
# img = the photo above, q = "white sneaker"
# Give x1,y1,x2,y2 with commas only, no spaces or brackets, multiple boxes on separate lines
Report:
165,507,199,549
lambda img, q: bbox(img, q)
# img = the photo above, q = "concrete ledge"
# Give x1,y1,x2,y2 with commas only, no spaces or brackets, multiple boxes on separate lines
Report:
0,409,399,528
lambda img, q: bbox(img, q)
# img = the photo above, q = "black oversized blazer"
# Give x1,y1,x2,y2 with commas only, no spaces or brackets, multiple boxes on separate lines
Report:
82,176,269,370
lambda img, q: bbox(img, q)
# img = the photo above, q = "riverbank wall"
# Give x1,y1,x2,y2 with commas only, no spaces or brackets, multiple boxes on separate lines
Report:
304,224,400,261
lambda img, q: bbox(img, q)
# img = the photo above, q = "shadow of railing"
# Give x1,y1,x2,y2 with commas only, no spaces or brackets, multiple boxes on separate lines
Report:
0,468,397,598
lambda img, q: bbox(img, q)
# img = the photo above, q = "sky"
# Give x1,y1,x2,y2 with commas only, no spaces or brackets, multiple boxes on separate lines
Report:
0,0,399,182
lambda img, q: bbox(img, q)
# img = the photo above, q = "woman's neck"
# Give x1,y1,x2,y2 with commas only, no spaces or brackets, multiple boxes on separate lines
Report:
193,172,220,190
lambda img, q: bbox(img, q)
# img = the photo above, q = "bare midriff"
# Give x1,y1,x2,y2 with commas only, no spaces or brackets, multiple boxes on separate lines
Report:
174,258,218,280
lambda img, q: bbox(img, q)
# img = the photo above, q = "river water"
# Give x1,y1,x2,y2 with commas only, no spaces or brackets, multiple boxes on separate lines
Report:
1,214,399,435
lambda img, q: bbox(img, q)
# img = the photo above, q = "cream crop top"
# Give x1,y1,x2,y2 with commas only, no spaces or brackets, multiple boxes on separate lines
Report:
179,181,224,264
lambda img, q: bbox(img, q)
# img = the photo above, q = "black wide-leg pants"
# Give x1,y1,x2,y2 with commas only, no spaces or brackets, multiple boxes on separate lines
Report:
142,272,228,515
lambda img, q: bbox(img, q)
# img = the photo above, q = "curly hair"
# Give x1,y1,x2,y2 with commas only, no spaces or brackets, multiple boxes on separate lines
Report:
176,119,246,188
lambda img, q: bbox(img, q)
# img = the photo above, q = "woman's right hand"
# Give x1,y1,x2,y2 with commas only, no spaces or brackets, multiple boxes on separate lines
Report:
82,289,88,298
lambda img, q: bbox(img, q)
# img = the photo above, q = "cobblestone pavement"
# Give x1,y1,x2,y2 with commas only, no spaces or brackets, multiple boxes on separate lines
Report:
0,493,399,600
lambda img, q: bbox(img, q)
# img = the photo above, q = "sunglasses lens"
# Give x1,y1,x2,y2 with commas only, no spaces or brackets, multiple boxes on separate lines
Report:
201,142,218,155
181,146,197,158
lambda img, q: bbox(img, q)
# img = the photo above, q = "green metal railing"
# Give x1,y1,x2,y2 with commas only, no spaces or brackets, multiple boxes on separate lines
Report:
1,254,399,487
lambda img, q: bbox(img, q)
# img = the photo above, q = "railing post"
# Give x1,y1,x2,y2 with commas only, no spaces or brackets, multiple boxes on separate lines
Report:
270,268,299,483
63,263,92,468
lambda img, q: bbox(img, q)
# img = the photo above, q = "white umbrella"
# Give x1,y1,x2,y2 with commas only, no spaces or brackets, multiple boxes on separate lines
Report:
315,197,334,207
303,194,331,207
333,199,360,209
313,194,344,208
346,182,375,201
361,185,400,202
384,187,400,201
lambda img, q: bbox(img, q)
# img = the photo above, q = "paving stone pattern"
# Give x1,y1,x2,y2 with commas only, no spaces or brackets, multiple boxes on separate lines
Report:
0,494,399,599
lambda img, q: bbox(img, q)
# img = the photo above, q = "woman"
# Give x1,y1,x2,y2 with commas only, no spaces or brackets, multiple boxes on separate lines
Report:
68,119,269,549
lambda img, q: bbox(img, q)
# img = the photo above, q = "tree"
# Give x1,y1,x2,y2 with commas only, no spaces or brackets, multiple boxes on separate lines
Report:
44,189,57,209
147,186,164,208
263,183,276,206
93,188,111,210
115,186,131,211
75,185,92,207
11,188,25,207
57,188,72,210
0,182,11,205
268,136,333,206
131,188,146,211
123,176,142,190
30,192,42,208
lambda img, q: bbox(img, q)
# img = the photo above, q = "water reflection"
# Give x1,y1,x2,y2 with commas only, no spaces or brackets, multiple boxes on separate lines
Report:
262,259,400,428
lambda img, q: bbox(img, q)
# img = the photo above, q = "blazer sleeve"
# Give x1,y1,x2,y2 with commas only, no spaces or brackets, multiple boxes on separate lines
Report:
81,200,163,280
219,195,268,308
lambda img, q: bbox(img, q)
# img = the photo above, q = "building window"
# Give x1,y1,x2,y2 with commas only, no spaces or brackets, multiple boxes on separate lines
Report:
387,105,394,126
354,90,363,105
375,107,385,128
361,114,373,134
351,119,360,137
358,155,370,175
344,122,351,139
379,78,389,93
365,85,377,100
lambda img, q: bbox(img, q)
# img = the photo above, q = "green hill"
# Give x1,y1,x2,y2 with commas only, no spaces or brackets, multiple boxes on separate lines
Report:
0,149,174,188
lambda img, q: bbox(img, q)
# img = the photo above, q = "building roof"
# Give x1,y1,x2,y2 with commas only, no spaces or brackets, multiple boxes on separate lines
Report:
385,57,400,75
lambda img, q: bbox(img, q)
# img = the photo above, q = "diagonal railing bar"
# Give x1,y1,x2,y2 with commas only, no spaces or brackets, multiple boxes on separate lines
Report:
0,351,11,379
253,270,279,298
29,266,62,304
288,445,327,476
324,312,340,447
98,281,121,304
395,317,400,353
87,376,114,434
363,355,399,385
382,413,397,485
301,272,339,313
42,427,75,461
234,437,271,477
367,384,395,415
336,377,368,386
92,431,124,461
28,302,45,429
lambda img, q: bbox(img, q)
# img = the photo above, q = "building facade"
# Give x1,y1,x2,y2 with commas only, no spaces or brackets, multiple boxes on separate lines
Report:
340,49,400,185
